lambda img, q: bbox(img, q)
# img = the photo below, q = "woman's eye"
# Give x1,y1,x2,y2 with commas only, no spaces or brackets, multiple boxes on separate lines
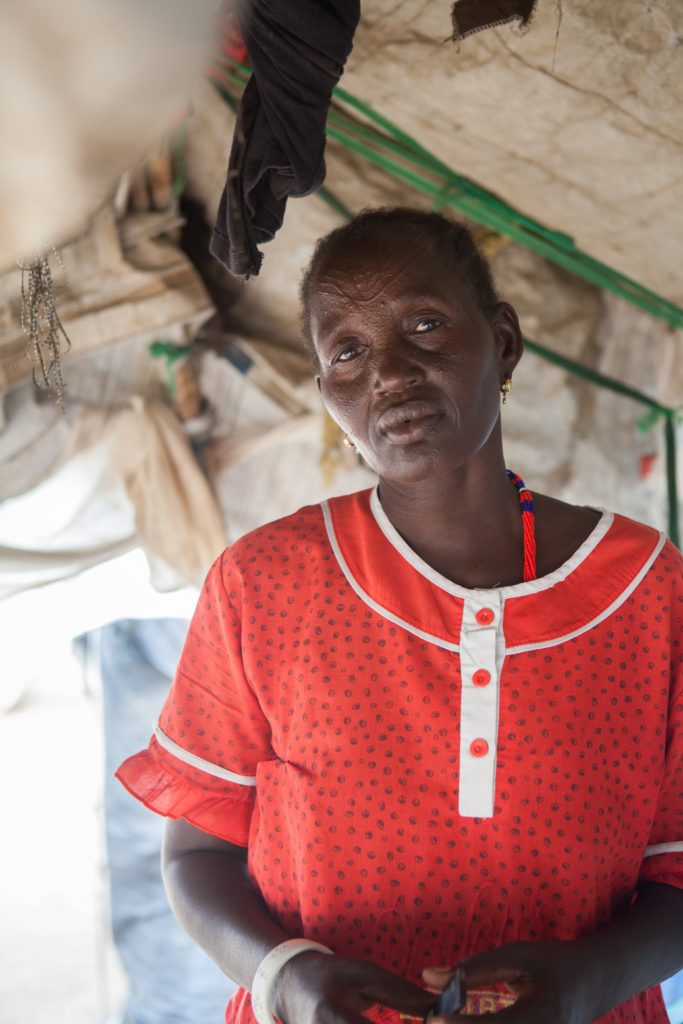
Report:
334,343,360,363
414,318,441,333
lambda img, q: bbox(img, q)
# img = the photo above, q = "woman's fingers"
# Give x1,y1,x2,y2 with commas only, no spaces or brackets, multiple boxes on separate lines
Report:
277,953,435,1024
423,941,585,1024
422,965,456,990
424,947,530,991
352,962,435,1014
463,963,529,988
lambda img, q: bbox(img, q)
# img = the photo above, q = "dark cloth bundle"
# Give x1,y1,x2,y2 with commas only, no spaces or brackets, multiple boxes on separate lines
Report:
450,0,537,41
210,0,361,279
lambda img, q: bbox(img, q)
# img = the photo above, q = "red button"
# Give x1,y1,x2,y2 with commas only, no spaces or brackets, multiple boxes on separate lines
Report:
475,607,495,626
470,738,489,758
472,669,491,687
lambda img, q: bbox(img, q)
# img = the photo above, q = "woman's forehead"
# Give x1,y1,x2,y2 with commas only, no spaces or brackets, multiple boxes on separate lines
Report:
309,229,470,317
313,227,457,291
316,222,441,274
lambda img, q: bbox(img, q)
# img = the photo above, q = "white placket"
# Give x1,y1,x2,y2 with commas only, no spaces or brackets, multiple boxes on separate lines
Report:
458,592,504,818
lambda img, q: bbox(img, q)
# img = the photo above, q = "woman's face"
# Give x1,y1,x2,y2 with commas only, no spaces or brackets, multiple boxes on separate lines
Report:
309,224,522,484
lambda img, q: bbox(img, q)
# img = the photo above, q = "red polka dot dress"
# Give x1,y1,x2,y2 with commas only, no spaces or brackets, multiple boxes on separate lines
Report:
117,487,683,1024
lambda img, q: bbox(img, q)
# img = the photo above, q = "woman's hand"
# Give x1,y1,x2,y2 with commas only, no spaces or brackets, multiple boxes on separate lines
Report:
422,940,596,1024
273,951,434,1024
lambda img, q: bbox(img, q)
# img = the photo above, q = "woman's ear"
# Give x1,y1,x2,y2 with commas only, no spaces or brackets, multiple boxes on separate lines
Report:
492,301,524,376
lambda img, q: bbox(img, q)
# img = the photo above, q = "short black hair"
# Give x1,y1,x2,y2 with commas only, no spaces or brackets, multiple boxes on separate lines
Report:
299,207,500,352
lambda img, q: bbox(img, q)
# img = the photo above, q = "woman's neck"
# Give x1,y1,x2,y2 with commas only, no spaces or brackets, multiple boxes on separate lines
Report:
376,449,526,589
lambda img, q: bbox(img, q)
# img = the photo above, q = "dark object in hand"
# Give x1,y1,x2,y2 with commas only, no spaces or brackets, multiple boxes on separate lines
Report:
425,970,465,1021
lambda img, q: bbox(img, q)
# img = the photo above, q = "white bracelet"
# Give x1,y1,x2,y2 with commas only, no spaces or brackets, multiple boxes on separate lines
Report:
251,938,333,1024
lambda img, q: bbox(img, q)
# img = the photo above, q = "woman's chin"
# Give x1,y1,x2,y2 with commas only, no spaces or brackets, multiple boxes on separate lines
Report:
370,441,452,485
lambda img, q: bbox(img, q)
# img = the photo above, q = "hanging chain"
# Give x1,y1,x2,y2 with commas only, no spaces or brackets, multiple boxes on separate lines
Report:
19,248,70,407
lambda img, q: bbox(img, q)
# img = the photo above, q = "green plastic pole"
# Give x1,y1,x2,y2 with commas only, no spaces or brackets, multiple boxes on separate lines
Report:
664,414,680,548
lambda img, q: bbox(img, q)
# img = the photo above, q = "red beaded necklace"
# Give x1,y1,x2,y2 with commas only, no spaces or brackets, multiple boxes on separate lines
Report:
506,469,537,582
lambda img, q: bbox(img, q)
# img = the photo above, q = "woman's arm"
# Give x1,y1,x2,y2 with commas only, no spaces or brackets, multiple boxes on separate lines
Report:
163,818,434,1024
577,881,683,1019
162,817,290,989
423,881,683,1024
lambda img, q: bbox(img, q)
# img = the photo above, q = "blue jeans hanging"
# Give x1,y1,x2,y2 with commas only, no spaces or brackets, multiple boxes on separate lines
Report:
100,617,236,1024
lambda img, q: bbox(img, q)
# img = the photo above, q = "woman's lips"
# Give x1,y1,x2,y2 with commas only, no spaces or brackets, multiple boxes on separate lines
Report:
376,399,444,442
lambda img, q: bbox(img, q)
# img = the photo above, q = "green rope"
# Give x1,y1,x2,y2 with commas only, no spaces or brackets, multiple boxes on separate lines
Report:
331,91,575,250
211,59,682,544
316,185,354,221
522,339,675,417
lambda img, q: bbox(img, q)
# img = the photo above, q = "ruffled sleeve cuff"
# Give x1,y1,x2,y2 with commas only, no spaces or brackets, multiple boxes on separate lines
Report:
639,845,683,891
116,742,254,846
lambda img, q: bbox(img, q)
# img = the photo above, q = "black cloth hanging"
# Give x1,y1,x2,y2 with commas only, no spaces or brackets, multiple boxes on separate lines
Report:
450,0,537,41
210,0,361,279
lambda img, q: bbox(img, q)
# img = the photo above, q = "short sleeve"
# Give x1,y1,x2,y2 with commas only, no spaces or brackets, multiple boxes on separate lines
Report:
639,541,683,890
116,549,274,845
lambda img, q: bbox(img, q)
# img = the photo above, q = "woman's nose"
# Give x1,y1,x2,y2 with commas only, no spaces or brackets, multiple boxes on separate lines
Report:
373,337,424,394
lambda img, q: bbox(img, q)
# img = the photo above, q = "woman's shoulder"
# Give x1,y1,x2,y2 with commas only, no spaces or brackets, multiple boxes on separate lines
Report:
606,508,681,585
591,502,678,563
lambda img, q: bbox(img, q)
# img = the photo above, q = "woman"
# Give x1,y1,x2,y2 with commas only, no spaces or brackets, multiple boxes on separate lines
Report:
117,208,683,1024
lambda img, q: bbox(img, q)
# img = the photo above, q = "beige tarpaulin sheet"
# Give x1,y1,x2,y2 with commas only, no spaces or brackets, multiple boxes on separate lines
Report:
66,398,227,589
0,398,226,596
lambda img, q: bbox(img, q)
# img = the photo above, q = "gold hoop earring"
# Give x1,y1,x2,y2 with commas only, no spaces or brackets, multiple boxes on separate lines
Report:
501,378,512,404
343,435,360,454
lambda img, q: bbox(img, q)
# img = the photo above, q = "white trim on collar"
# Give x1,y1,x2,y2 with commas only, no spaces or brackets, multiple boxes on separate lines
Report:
643,842,683,858
321,500,460,652
154,724,257,785
323,491,666,656
369,486,614,599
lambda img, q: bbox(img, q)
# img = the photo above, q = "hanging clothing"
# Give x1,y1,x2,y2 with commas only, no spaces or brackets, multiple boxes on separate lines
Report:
210,0,360,279
117,487,683,1024
100,618,236,1024
450,0,537,41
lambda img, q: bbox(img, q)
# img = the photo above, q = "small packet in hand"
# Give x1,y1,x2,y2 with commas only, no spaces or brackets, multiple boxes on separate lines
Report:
462,982,517,1015
421,974,517,1020
424,970,465,1022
